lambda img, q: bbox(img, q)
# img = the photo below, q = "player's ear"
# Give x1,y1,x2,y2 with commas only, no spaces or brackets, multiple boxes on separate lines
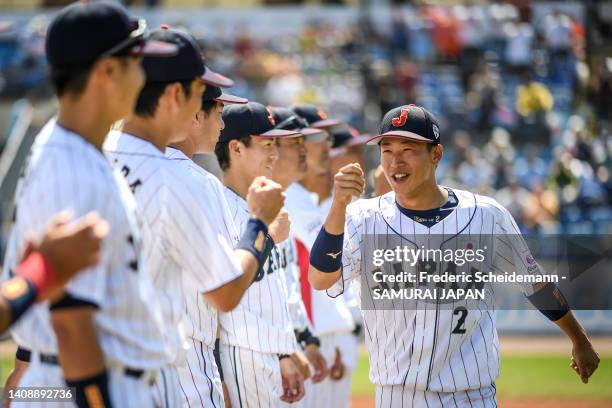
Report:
229,139,241,157
431,144,443,165
194,110,204,127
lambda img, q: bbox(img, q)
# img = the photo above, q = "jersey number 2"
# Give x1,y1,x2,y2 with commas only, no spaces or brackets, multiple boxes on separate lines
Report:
452,306,468,334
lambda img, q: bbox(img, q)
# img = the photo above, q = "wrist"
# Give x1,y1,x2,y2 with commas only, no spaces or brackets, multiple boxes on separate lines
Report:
17,252,55,301
251,214,271,227
570,331,590,347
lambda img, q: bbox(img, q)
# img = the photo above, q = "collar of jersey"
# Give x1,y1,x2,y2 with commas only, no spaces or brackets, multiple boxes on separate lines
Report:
116,131,166,157
165,146,190,161
47,120,110,166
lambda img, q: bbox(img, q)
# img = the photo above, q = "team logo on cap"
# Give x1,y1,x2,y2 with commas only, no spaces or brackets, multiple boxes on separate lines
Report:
392,108,410,127
433,124,440,140
266,107,276,125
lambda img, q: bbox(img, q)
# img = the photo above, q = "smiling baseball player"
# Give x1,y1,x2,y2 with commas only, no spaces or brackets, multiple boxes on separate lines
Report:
308,104,601,407
214,102,306,407
3,2,179,407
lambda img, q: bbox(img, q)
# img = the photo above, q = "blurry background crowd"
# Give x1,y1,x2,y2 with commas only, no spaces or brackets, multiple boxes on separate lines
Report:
0,0,611,238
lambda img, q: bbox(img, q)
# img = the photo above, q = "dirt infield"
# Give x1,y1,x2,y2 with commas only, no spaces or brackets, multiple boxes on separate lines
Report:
351,396,612,408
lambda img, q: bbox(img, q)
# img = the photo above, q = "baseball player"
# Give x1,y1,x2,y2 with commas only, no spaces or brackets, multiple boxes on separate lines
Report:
268,107,331,407
284,104,357,408
105,27,286,408
0,212,108,333
213,102,306,407
308,104,601,407
2,2,179,407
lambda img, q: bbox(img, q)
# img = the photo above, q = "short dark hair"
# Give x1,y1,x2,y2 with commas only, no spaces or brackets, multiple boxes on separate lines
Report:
49,64,94,97
200,100,218,116
50,57,131,98
134,79,193,118
214,134,252,171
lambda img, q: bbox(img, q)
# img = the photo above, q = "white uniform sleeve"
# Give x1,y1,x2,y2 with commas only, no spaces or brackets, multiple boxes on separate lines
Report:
163,184,243,293
327,204,362,298
492,204,543,297
291,207,324,250
56,178,113,306
284,255,310,331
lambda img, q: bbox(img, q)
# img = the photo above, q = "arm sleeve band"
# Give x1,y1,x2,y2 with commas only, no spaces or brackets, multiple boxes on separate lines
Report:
527,282,570,322
237,218,269,275
1,277,37,326
16,252,55,301
213,339,224,381
309,227,344,273
295,328,320,348
16,346,31,362
50,294,99,310
252,234,275,284
65,370,112,408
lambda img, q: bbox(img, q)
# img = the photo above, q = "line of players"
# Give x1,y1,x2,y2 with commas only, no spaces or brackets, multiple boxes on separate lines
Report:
2,2,368,407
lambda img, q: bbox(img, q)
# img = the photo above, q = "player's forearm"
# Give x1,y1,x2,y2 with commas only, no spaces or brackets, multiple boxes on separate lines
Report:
308,267,341,290
324,201,348,235
205,250,258,312
0,299,11,333
554,310,590,346
51,307,105,379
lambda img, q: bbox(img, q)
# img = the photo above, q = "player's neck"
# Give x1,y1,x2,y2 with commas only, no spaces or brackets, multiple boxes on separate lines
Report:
56,98,113,151
395,183,448,211
223,168,250,200
300,171,332,205
169,137,196,159
122,116,173,153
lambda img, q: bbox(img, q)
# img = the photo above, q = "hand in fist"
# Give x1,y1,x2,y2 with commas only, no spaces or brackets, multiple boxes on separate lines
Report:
246,177,285,226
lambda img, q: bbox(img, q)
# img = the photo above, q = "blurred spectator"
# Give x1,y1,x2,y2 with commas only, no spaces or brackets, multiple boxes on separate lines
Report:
0,3,610,237
466,63,501,134
516,76,554,118
503,17,534,75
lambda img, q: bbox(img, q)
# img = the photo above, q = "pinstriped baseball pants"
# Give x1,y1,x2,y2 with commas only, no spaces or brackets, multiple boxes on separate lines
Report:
375,384,497,408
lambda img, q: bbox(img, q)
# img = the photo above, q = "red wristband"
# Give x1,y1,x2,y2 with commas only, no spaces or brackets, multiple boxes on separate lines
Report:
16,252,56,301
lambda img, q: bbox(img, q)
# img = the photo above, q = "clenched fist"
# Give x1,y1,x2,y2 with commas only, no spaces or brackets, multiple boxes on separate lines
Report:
332,163,365,208
268,210,291,244
246,176,285,226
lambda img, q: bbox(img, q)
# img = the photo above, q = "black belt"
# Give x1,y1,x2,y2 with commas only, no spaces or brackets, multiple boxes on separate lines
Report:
16,347,146,379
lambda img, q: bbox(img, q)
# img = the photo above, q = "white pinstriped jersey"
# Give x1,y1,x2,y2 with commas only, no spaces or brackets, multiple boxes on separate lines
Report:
285,182,355,336
220,187,297,354
328,188,543,390
3,120,169,368
278,233,310,332
104,132,243,349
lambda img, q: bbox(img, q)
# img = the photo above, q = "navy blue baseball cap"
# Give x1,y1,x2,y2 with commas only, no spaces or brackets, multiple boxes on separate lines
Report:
269,107,326,138
291,104,341,128
331,125,370,148
367,104,440,145
46,1,177,68
219,102,300,142
202,85,248,105
142,25,233,87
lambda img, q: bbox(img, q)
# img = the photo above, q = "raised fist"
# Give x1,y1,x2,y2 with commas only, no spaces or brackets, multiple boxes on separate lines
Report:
268,209,291,244
332,163,365,208
246,176,285,226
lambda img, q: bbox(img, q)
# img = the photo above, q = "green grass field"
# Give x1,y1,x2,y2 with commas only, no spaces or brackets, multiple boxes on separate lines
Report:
1,348,610,402
351,353,612,401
